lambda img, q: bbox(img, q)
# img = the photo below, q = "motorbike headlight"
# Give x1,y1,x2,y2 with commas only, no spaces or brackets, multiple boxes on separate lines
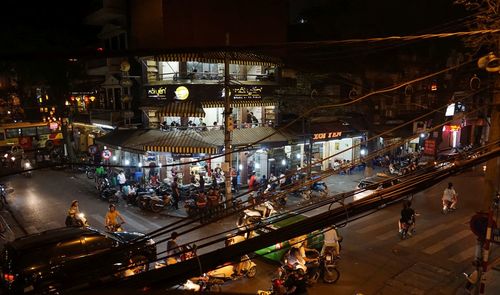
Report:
78,213,85,218
24,162,31,168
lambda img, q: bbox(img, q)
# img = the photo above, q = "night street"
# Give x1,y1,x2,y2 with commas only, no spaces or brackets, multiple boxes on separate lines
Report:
2,1,500,294
1,165,499,294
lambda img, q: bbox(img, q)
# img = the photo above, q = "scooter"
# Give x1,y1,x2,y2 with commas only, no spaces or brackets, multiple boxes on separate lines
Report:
236,201,277,231
65,212,89,227
148,193,175,213
22,160,33,177
206,254,257,280
106,221,124,232
310,181,328,198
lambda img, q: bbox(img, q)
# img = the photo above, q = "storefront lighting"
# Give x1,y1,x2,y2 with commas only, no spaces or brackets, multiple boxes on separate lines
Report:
112,156,117,161
255,163,260,169
281,159,286,166
92,123,115,130
104,146,107,150
138,162,143,168
360,149,368,156
296,154,301,159
158,163,162,168
124,159,130,166
238,164,243,170
420,133,426,138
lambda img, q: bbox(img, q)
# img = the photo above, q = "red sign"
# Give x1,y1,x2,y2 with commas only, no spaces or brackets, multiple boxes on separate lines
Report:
424,139,436,156
312,131,342,141
443,125,461,132
101,149,112,160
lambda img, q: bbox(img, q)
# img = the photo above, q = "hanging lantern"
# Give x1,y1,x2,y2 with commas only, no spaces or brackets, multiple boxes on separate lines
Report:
90,96,96,102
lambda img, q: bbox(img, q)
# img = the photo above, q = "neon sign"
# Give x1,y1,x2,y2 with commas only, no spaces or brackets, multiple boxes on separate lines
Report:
312,131,342,141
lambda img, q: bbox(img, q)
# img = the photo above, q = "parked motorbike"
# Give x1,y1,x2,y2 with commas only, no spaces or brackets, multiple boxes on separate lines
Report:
206,254,257,280
236,201,277,231
288,186,312,200
310,181,328,198
100,185,120,204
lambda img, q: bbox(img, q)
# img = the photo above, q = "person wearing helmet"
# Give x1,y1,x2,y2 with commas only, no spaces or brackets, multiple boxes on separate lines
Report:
105,204,125,231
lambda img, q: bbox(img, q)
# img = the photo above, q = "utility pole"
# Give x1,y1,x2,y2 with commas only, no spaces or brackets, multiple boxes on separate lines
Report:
224,33,233,203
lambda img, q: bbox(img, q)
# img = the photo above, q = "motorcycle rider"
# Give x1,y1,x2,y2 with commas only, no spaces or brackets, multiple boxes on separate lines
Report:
65,200,81,227
398,200,416,234
321,226,341,257
20,154,32,175
105,203,125,231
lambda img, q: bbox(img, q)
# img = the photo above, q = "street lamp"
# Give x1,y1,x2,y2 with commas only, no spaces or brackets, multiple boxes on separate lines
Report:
360,148,368,156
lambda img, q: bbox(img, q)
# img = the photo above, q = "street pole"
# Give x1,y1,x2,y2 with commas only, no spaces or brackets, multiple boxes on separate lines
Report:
224,34,233,203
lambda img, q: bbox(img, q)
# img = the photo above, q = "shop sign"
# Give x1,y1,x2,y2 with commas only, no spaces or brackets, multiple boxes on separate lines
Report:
443,125,461,132
48,122,59,130
231,86,263,100
174,86,189,100
147,86,167,100
101,149,112,160
423,139,436,156
312,131,342,141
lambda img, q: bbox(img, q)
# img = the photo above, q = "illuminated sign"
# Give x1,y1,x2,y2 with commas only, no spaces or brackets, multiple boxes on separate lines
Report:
232,86,263,99
312,131,342,141
175,86,189,100
102,149,112,160
442,125,461,132
147,86,167,99
48,122,59,130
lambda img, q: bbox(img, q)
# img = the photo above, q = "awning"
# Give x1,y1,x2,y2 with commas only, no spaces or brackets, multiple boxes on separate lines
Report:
201,126,297,147
201,99,279,108
143,130,218,154
158,101,205,118
155,51,282,66
96,129,219,155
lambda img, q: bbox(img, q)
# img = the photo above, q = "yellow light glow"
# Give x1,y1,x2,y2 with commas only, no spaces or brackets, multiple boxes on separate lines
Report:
175,86,189,100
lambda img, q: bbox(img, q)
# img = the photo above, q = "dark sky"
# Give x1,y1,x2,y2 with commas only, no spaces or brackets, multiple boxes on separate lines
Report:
0,1,98,55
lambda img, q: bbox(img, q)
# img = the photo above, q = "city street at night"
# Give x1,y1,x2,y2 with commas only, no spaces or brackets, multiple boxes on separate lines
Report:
1,1,500,294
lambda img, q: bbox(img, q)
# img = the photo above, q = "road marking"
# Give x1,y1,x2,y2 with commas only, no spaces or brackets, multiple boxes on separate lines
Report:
124,210,163,230
449,245,476,263
356,217,396,234
121,216,149,232
377,229,399,241
398,217,470,247
422,230,471,255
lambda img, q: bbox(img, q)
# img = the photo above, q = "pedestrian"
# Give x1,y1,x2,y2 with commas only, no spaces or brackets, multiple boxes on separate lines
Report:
166,232,181,264
251,113,259,127
246,111,253,124
117,170,127,191
190,171,197,184
442,182,458,213
171,177,180,209
248,171,257,191
199,172,205,193
259,175,268,191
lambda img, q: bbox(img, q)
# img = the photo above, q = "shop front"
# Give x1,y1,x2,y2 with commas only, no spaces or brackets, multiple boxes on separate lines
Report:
95,129,220,184
308,123,365,171
141,84,278,130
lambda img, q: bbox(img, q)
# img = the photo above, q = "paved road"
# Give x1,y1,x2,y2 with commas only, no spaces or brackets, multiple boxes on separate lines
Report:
1,165,499,294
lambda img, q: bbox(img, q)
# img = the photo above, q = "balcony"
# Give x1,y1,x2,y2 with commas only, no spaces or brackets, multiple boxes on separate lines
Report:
90,109,134,127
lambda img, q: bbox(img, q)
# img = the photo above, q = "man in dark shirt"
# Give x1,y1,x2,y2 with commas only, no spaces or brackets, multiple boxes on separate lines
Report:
171,177,180,209
399,200,416,233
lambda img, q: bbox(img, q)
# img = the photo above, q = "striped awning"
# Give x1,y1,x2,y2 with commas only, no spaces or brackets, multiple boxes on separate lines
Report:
143,130,218,154
155,51,282,66
201,99,279,108
158,101,205,118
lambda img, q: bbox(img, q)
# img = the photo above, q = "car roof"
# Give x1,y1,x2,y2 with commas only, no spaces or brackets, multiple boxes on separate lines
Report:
7,227,101,252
